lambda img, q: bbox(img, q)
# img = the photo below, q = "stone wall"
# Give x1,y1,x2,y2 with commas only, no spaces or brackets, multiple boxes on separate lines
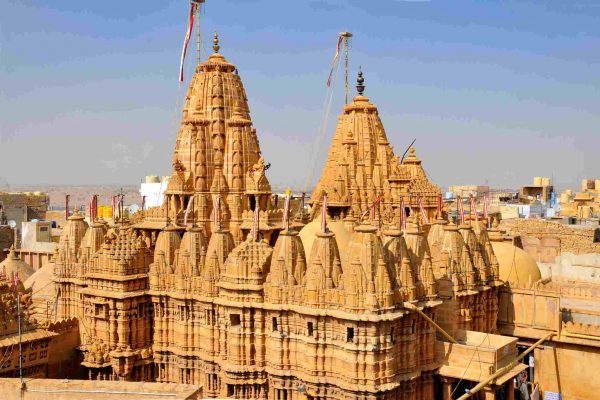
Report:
500,219,600,255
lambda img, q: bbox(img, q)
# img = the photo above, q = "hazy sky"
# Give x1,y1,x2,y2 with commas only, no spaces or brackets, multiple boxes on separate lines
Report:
1,0,599,191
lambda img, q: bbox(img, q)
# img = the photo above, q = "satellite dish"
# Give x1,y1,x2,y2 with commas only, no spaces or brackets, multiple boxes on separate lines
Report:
7,220,16,229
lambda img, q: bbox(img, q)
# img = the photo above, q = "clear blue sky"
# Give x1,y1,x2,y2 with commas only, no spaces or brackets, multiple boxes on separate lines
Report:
1,0,599,191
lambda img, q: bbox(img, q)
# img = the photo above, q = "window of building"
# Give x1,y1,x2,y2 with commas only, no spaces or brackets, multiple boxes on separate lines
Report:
272,316,278,332
230,314,241,327
390,327,395,344
307,321,314,336
347,327,354,343
227,384,235,397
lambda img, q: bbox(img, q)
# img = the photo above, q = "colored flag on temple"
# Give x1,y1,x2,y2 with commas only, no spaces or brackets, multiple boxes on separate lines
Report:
252,205,260,241
179,2,197,82
142,195,146,211
12,271,18,290
458,196,465,224
483,194,489,219
437,195,442,218
400,197,407,230
469,194,478,223
111,195,116,219
326,35,343,87
321,194,327,233
65,194,70,220
419,196,429,225
183,195,194,225
282,190,291,231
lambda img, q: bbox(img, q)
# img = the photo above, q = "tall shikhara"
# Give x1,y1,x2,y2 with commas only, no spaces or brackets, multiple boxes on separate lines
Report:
310,69,441,224
158,33,272,242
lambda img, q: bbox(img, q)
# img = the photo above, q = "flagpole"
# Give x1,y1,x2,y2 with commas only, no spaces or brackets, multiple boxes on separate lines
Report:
193,0,204,65
340,32,353,104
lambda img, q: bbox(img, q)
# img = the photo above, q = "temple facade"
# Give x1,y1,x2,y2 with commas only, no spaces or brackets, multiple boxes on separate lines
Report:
45,33,527,400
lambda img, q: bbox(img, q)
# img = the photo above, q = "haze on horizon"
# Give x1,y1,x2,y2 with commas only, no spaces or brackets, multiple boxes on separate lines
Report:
1,0,599,191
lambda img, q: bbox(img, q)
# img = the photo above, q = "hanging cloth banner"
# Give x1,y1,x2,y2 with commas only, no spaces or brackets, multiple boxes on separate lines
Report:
326,35,343,87
179,2,197,82
483,194,489,219
213,196,221,230
89,194,95,224
458,195,465,224
252,205,260,241
469,194,478,223
282,191,291,231
321,194,328,233
400,197,407,230
418,196,429,225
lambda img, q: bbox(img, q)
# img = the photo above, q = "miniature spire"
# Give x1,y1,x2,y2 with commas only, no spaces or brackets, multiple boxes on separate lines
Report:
356,66,365,96
213,31,220,53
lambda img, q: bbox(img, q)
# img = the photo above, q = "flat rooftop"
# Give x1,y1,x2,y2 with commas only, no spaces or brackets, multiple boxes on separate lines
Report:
0,378,202,400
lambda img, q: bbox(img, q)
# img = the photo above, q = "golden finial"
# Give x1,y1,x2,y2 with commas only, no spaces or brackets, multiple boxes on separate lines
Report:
356,66,365,96
213,31,220,53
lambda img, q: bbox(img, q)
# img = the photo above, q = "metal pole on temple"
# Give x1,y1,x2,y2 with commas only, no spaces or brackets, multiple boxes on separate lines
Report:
192,1,204,65
340,31,353,104
65,194,70,220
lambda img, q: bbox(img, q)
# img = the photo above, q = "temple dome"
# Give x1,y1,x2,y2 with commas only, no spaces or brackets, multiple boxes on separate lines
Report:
298,216,351,262
0,246,35,282
491,241,541,286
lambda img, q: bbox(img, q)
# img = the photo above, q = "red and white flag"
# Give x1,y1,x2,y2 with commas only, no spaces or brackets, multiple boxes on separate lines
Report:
326,35,343,87
89,194,98,223
483,194,489,219
213,196,221,229
321,194,328,233
469,194,478,223
400,197,407,230
419,196,429,225
179,2,197,82
183,195,194,225
252,205,260,241
282,191,291,231
458,196,465,224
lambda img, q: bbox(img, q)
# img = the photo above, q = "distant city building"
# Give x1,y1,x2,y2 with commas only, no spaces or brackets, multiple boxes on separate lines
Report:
519,176,553,205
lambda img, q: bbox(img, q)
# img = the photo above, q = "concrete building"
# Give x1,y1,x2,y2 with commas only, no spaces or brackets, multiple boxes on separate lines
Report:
519,176,553,205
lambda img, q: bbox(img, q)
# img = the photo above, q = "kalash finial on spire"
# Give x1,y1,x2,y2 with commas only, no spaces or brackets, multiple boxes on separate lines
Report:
356,66,365,96
213,31,220,53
